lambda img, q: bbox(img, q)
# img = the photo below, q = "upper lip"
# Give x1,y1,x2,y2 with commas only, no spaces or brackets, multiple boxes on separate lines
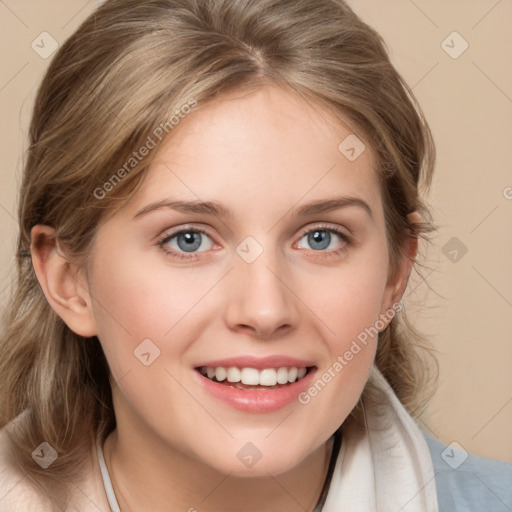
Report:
194,355,316,370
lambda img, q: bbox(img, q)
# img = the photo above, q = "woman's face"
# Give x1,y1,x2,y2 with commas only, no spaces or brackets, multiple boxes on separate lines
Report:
84,85,404,476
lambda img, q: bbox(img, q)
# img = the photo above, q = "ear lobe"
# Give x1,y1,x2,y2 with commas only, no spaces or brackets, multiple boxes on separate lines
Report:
379,212,421,322
30,225,97,338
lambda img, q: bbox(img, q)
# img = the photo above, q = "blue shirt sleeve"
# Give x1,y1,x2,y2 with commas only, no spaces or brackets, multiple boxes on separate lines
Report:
424,433,512,512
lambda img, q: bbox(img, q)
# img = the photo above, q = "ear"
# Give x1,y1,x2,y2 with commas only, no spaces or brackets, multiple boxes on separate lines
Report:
30,225,97,337
379,211,421,323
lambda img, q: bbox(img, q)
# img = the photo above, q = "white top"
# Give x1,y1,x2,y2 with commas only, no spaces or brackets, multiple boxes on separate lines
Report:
322,367,438,511
96,439,121,512
93,366,438,512
0,366,439,511
94,433,339,512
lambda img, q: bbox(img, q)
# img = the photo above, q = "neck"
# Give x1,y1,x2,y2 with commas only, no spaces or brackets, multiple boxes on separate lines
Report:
103,428,334,512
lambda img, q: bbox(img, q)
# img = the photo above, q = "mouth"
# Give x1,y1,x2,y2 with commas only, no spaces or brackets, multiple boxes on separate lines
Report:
193,358,318,413
196,365,314,390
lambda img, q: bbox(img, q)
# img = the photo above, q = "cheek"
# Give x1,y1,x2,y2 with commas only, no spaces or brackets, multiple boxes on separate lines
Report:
308,256,389,349
298,252,388,414
88,252,221,366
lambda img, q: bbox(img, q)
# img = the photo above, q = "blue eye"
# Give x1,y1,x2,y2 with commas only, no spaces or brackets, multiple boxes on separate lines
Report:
297,228,348,251
307,230,331,250
161,229,214,254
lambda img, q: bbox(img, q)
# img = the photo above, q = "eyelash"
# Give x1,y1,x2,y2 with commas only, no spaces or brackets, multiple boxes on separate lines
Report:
157,226,212,261
157,224,353,261
296,224,352,259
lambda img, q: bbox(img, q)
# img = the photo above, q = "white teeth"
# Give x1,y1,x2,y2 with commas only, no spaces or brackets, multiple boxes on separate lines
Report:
241,368,260,385
215,367,227,381
276,367,289,384
288,367,298,383
259,369,277,386
226,367,241,383
201,366,309,386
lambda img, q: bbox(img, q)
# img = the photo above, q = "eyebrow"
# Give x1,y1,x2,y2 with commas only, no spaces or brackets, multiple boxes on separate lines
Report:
294,197,373,219
133,196,373,221
134,200,233,219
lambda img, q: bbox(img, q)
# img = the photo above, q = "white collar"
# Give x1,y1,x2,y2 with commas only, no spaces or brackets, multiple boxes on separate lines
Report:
323,366,439,511
96,436,120,512
96,366,438,511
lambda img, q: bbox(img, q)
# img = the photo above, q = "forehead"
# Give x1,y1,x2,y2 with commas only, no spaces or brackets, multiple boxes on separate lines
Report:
125,85,383,221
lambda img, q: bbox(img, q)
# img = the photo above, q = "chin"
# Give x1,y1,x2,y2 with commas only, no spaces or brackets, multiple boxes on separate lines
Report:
213,457,302,478
197,438,317,478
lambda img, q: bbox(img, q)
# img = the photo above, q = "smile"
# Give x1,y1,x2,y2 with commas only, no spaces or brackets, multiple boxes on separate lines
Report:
194,357,318,413
198,366,309,387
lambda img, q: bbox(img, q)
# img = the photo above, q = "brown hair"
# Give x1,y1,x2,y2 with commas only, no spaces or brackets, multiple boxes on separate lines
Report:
0,0,437,506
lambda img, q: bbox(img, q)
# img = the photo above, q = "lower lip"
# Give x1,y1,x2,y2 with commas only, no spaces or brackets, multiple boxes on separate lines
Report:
195,369,317,413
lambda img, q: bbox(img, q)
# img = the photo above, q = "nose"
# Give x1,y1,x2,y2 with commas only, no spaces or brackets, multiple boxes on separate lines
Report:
223,255,300,340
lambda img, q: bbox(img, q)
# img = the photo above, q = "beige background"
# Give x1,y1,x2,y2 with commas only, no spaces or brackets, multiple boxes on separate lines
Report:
1,1,511,463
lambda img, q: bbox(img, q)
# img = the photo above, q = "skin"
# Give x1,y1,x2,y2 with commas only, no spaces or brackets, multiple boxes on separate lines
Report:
31,85,418,511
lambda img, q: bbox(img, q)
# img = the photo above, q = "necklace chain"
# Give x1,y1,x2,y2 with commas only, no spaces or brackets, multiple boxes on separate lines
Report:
101,428,341,512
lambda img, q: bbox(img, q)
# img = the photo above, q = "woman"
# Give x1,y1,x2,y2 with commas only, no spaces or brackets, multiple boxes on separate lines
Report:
1,0,510,510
